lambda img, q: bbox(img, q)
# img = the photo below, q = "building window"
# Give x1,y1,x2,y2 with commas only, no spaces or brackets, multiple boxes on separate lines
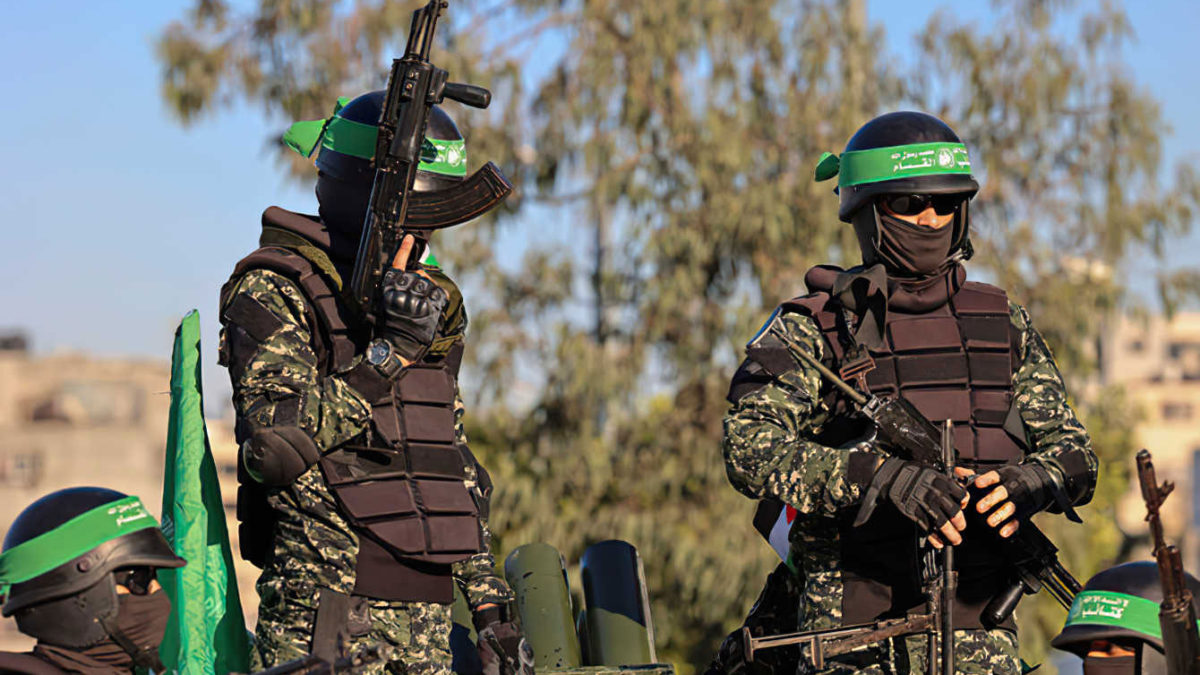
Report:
1162,402,1195,421
0,451,43,488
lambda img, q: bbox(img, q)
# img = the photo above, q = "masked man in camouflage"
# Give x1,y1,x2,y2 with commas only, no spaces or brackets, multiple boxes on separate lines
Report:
1051,561,1200,675
712,111,1097,674
219,91,531,674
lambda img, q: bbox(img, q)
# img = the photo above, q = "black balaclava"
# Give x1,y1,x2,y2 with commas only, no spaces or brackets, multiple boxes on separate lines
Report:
34,592,171,674
315,173,373,266
876,212,957,278
851,200,969,281
1083,655,1137,675
315,173,429,269
1082,643,1168,675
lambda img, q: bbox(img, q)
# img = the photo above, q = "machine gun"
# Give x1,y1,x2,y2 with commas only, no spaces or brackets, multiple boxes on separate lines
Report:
743,613,935,668
745,423,958,672
1137,449,1200,675
348,0,512,319
789,347,1081,623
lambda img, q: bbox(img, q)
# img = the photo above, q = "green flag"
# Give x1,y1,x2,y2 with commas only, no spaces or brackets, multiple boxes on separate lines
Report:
159,311,252,674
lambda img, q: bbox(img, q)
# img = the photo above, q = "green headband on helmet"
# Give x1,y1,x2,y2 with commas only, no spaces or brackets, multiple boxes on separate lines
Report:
283,97,468,178
1064,590,1200,642
814,141,972,187
0,496,158,597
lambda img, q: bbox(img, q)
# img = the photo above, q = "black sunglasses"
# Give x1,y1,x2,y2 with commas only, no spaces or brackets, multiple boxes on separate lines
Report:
113,567,156,595
879,193,965,217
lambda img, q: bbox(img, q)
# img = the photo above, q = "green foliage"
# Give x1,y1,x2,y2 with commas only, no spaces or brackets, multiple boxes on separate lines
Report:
158,0,1198,670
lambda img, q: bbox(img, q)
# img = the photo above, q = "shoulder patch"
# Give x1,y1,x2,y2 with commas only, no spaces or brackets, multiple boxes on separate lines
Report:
745,309,803,378
747,307,784,350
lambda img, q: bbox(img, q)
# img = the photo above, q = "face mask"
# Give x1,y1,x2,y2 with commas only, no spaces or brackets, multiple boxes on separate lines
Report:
876,212,956,277
34,592,171,673
1083,655,1137,675
111,591,171,657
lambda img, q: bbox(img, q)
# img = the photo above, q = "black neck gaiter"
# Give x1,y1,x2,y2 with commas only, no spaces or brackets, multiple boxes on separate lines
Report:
1083,655,1137,675
34,641,132,674
876,212,956,279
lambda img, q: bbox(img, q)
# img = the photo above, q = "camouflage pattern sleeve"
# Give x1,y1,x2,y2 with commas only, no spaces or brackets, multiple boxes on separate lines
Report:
221,268,371,451
723,310,881,517
450,384,515,610
1010,302,1098,505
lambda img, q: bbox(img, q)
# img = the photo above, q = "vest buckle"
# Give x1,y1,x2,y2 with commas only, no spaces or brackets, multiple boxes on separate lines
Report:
839,350,876,392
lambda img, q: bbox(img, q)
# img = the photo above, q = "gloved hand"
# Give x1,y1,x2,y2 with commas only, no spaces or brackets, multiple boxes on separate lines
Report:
856,457,968,547
972,463,1057,538
473,605,535,675
994,463,1055,516
376,266,448,362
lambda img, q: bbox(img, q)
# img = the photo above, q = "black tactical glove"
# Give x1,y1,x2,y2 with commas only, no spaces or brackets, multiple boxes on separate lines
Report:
473,606,535,675
376,268,449,361
989,463,1056,520
855,457,966,531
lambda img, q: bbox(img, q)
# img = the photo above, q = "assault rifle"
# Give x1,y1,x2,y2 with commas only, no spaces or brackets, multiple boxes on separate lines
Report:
744,423,954,672
348,0,512,318
789,347,1081,623
1136,449,1200,675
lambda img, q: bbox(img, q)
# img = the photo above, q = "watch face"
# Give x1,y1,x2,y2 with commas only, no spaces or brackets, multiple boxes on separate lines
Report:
368,341,391,365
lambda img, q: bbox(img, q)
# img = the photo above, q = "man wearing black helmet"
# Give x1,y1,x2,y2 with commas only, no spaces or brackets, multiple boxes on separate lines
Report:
219,92,527,673
1051,561,1200,675
0,487,185,674
716,111,1097,674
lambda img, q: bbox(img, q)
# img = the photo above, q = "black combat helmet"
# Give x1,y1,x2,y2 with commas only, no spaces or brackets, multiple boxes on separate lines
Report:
314,90,468,193
290,91,472,256
1051,561,1200,675
0,487,184,650
816,111,980,270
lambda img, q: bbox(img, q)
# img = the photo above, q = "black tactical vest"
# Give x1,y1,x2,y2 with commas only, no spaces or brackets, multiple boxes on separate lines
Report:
743,279,1027,630
219,207,484,603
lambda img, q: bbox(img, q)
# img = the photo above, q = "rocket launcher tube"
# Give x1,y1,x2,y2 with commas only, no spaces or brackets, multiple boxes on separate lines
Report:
504,544,582,669
580,540,656,666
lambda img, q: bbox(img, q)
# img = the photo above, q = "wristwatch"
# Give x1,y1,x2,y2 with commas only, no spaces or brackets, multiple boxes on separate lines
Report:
365,338,405,379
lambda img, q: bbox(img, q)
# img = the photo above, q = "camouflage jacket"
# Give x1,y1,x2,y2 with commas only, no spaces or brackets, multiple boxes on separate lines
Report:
221,266,512,610
723,296,1097,630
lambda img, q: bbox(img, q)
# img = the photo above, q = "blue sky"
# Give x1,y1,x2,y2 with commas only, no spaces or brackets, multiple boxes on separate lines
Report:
1,1,1197,411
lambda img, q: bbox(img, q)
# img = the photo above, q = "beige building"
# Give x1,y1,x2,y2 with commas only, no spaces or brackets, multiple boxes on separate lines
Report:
0,334,259,652
1101,313,1200,562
